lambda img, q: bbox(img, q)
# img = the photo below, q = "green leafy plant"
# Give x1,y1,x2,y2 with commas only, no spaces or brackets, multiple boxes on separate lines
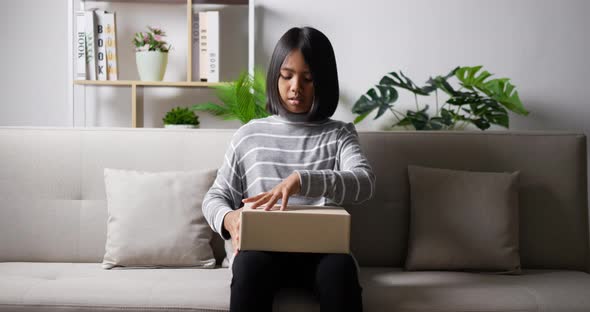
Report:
191,69,269,124
133,26,171,52
352,66,529,130
163,107,200,126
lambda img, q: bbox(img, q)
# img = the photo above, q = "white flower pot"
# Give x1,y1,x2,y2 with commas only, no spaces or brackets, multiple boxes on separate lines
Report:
135,51,168,81
164,124,198,129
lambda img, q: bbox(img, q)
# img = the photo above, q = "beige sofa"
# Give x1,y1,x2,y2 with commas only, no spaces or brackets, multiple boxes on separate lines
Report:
1,127,589,312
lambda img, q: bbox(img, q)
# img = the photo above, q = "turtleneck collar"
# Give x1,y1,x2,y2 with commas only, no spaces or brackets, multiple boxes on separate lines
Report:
274,102,329,124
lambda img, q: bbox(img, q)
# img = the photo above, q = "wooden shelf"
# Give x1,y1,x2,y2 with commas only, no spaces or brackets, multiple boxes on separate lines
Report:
74,80,226,87
72,0,254,128
194,0,248,4
82,0,248,4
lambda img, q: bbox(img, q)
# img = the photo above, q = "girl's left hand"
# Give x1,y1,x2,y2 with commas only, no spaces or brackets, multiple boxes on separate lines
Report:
242,172,301,211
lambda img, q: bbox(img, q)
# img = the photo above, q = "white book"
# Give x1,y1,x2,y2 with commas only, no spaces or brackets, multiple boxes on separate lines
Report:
198,11,208,82
84,10,97,80
103,11,118,80
75,11,87,80
191,9,200,82
207,11,220,83
94,10,108,80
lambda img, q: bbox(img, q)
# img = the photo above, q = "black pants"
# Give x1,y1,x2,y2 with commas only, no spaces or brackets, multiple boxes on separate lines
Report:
230,250,363,312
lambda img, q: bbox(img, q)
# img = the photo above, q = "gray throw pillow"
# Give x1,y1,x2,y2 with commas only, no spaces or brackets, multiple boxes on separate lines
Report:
102,168,217,269
405,165,521,274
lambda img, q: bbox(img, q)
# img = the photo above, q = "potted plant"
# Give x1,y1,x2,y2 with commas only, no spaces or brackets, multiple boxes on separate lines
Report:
352,66,530,130
163,107,200,129
191,68,269,124
132,26,171,81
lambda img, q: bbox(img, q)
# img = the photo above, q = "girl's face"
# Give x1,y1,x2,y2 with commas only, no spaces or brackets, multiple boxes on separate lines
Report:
278,49,315,114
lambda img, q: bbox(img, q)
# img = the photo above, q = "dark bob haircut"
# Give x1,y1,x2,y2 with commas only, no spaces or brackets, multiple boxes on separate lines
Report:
266,27,339,121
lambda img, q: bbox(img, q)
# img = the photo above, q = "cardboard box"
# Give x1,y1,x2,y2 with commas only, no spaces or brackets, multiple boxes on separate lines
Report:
239,204,351,254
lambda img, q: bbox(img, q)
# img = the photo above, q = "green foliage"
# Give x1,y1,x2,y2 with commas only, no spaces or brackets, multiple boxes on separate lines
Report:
163,107,200,126
352,66,530,130
192,68,269,124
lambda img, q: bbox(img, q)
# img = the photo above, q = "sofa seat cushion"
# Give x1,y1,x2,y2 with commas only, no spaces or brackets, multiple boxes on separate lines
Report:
2,263,590,312
0,262,231,312
361,267,590,312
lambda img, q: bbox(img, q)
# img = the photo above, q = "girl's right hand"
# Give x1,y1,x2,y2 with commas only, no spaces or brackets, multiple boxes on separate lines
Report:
223,208,243,256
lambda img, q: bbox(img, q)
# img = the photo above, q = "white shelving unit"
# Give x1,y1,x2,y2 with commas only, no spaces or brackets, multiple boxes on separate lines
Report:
67,0,255,128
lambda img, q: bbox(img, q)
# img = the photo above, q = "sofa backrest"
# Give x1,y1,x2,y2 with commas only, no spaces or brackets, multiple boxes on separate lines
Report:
0,128,588,272
356,131,588,273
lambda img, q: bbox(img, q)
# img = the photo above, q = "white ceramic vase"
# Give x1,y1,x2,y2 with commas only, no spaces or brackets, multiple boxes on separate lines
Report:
135,51,168,81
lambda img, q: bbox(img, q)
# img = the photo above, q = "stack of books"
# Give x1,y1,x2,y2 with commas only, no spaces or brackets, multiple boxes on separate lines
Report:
75,9,118,81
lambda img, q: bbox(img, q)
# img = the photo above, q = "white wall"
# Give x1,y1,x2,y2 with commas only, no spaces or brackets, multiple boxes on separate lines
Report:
1,0,589,133
0,0,69,126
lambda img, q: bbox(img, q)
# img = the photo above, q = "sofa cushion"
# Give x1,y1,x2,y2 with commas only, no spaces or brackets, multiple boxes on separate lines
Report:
102,168,217,269
1,263,590,312
405,165,521,273
0,262,231,312
360,267,590,312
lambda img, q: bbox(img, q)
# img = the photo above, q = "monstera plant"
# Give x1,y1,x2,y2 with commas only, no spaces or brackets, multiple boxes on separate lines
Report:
192,69,269,124
352,66,529,130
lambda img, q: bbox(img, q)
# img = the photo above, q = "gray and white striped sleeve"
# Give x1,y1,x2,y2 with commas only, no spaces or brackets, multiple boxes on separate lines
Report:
295,122,376,205
202,139,244,240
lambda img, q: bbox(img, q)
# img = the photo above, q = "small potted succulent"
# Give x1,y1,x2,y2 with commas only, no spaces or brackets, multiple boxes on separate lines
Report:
133,26,171,81
163,107,200,129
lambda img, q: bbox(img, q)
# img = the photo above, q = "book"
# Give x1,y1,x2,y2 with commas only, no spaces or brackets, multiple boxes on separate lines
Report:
84,10,97,80
94,10,108,80
103,11,118,80
191,9,200,82
206,11,220,83
75,11,87,80
198,11,208,82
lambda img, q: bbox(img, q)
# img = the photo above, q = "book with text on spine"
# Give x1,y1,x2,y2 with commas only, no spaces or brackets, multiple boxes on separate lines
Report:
94,10,108,80
206,11,219,83
198,11,208,82
84,10,97,80
75,11,87,80
191,9,200,82
103,11,118,80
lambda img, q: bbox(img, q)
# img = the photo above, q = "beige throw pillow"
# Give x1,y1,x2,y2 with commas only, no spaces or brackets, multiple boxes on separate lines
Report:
102,168,217,269
405,165,521,274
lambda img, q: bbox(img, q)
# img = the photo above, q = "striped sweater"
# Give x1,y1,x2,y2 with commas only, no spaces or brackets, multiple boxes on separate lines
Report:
203,114,376,240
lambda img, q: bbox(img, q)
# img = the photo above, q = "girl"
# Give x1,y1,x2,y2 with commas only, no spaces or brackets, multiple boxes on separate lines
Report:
203,26,375,312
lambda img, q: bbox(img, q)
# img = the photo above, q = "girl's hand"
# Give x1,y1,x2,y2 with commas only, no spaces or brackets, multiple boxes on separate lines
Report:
243,172,301,211
223,208,243,255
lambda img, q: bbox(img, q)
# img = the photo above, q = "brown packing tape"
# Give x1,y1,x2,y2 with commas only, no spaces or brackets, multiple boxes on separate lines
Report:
239,204,351,254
